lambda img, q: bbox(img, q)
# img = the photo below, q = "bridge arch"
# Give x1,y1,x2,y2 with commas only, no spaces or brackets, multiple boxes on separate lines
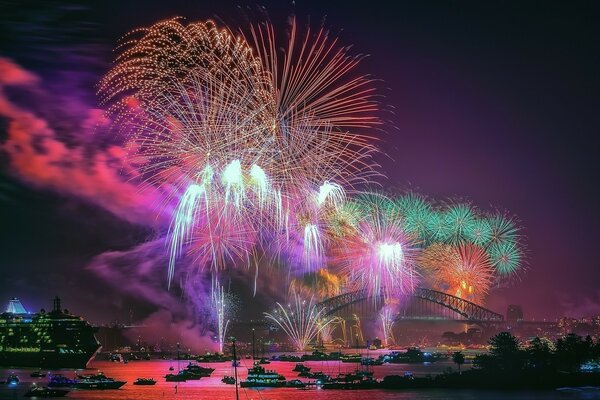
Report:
316,288,504,322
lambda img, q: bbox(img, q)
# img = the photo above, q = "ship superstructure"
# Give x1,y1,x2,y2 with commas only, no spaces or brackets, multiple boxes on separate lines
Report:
0,297,101,368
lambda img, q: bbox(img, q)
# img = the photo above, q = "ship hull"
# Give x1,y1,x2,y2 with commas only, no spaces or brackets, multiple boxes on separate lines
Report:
0,349,98,369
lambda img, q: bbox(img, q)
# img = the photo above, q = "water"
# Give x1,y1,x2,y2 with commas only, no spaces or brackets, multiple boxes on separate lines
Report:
0,359,596,399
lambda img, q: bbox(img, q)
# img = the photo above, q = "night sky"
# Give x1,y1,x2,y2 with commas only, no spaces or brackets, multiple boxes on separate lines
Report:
1,0,599,325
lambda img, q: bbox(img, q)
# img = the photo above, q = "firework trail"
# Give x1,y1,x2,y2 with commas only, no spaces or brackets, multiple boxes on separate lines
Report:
211,281,230,353
317,316,339,344
350,314,364,347
379,305,397,347
264,291,332,351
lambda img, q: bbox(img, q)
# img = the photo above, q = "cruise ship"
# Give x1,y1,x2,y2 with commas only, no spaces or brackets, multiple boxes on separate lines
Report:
0,297,101,368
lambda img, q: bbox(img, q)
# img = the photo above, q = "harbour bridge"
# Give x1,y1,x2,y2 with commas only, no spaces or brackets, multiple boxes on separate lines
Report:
316,288,504,323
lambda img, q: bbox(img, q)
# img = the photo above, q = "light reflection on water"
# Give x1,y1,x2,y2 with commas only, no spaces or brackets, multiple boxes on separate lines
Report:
0,359,596,400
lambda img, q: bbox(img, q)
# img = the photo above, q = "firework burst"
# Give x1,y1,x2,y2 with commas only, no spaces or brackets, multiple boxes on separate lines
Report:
335,193,421,301
264,291,333,351
420,243,494,304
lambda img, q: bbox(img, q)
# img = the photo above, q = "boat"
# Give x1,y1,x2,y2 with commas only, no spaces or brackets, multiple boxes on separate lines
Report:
24,385,69,397
222,375,236,384
340,353,362,363
74,373,126,389
196,353,231,363
258,357,270,364
182,362,215,377
382,348,448,363
286,379,306,388
301,371,330,381
47,375,77,388
240,363,287,388
322,376,379,389
165,371,187,382
30,370,47,378
168,366,174,371
0,297,100,368
133,378,156,385
6,374,19,385
292,363,310,372
361,357,383,366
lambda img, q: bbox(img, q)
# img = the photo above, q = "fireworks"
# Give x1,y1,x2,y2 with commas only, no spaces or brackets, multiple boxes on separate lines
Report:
379,305,397,347
100,15,528,347
335,193,421,300
289,269,346,300
489,240,522,276
212,281,230,353
264,291,332,351
100,17,385,289
420,243,494,304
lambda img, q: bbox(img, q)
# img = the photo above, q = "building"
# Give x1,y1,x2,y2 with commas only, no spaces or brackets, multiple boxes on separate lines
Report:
507,305,524,325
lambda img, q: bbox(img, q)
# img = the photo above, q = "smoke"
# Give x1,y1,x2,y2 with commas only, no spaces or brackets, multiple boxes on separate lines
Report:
559,291,600,318
124,310,216,353
87,237,221,349
0,57,167,227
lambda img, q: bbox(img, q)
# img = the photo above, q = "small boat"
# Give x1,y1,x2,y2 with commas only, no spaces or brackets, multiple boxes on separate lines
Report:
286,379,306,388
75,373,126,390
221,375,236,384
169,366,174,371
6,374,19,385
182,362,215,377
165,372,187,382
258,358,271,365
24,386,69,397
240,363,287,388
292,363,310,372
133,378,156,385
47,375,77,388
30,371,47,378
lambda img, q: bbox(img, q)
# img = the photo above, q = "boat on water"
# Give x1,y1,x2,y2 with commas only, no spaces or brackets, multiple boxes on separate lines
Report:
47,375,77,388
74,373,126,390
183,362,215,377
30,370,47,378
382,348,448,363
361,357,383,366
286,379,306,388
340,353,362,363
6,374,19,385
322,377,379,390
292,363,310,372
133,378,156,385
165,371,187,382
240,363,287,388
0,297,100,369
196,353,231,363
300,371,330,381
222,375,236,384
24,385,69,397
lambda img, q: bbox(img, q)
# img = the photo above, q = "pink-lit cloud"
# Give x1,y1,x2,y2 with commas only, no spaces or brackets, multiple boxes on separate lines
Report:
0,57,167,227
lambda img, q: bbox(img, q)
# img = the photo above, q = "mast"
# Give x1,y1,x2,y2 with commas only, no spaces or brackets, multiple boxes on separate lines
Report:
232,339,240,400
252,328,256,360
176,342,180,373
